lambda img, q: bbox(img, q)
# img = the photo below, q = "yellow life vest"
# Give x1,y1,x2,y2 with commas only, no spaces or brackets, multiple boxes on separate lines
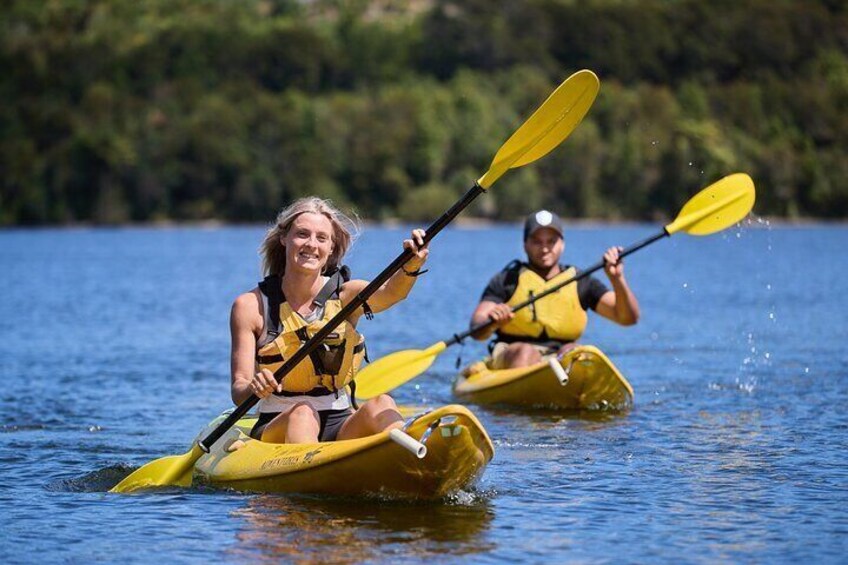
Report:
498,264,587,343
255,269,366,395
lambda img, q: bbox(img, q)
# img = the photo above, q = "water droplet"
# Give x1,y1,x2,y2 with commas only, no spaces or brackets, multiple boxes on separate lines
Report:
683,283,688,288
740,381,756,393
764,352,770,360
804,367,809,373
650,332,658,341
688,161,693,166
766,284,771,290
769,312,775,320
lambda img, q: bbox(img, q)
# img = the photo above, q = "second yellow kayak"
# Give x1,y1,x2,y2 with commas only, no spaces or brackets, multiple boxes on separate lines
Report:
454,344,633,410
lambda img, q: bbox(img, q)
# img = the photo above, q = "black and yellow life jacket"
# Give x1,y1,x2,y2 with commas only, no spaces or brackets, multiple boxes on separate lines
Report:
496,261,587,344
255,267,366,396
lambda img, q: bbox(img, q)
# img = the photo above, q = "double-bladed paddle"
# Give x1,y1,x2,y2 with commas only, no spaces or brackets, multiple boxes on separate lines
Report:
110,69,601,493
354,173,756,400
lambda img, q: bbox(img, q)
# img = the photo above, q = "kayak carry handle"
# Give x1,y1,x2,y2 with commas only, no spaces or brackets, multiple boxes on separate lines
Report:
548,357,569,386
389,429,427,458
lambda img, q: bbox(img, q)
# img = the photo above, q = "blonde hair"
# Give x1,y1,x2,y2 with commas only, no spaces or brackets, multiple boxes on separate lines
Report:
260,197,359,276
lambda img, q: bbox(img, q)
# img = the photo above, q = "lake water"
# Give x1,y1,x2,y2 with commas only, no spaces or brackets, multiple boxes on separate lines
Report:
1,219,846,563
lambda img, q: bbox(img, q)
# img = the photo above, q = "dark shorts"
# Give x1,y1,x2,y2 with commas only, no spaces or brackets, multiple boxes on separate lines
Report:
249,407,352,442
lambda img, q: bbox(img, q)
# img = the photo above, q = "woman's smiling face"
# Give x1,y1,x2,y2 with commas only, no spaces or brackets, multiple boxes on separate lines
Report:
282,212,335,273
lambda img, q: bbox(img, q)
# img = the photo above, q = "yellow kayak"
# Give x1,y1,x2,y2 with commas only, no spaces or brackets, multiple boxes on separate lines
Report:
192,404,494,499
454,344,633,410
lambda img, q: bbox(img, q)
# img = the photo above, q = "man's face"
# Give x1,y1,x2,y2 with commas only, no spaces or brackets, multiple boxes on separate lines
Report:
524,227,564,270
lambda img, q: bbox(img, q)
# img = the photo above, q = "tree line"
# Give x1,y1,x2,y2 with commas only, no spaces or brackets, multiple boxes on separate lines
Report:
2,0,846,225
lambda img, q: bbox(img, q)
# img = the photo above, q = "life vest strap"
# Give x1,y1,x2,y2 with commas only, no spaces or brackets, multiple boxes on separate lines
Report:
273,386,335,397
349,380,359,410
313,266,349,307
495,332,569,349
257,353,283,364
258,274,285,332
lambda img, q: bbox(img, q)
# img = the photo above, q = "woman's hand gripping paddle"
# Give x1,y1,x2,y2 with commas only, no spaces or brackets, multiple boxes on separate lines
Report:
354,173,756,400
110,70,601,493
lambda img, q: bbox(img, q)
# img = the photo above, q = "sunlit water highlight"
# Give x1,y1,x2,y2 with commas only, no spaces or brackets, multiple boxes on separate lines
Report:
1,221,846,562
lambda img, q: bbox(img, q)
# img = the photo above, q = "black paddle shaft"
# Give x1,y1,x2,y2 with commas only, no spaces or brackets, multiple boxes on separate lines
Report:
445,228,669,346
200,182,487,451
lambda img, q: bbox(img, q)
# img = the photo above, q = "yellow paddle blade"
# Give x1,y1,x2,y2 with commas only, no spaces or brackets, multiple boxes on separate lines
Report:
665,173,756,236
477,69,599,189
355,341,448,400
110,443,204,493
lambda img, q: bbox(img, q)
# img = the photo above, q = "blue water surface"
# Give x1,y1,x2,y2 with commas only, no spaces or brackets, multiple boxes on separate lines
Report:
1,218,846,563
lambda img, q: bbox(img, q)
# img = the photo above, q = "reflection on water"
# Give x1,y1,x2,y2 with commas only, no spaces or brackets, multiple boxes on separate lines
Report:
226,494,495,563
481,404,631,425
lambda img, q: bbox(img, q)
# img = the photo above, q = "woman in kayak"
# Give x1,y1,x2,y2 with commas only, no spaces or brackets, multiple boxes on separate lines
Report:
230,197,429,444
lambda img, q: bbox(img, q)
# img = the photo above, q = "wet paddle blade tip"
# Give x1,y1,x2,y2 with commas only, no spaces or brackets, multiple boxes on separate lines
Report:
109,444,203,493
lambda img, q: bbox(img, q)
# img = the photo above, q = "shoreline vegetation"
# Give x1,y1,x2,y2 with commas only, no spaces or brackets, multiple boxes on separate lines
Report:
2,0,847,226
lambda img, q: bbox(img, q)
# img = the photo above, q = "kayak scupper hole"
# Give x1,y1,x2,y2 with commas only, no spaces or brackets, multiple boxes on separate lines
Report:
440,425,463,438
437,416,462,438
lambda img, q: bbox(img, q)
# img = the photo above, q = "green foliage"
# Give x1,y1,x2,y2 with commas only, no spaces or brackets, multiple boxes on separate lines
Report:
397,182,458,221
1,0,846,225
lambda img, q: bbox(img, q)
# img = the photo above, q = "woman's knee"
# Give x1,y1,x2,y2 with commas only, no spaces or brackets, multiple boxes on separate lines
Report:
361,395,401,425
355,395,401,435
366,394,398,412
286,403,319,429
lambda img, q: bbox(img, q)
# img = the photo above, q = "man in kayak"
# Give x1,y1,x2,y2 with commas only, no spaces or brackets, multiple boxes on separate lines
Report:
230,197,429,444
469,209,639,369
